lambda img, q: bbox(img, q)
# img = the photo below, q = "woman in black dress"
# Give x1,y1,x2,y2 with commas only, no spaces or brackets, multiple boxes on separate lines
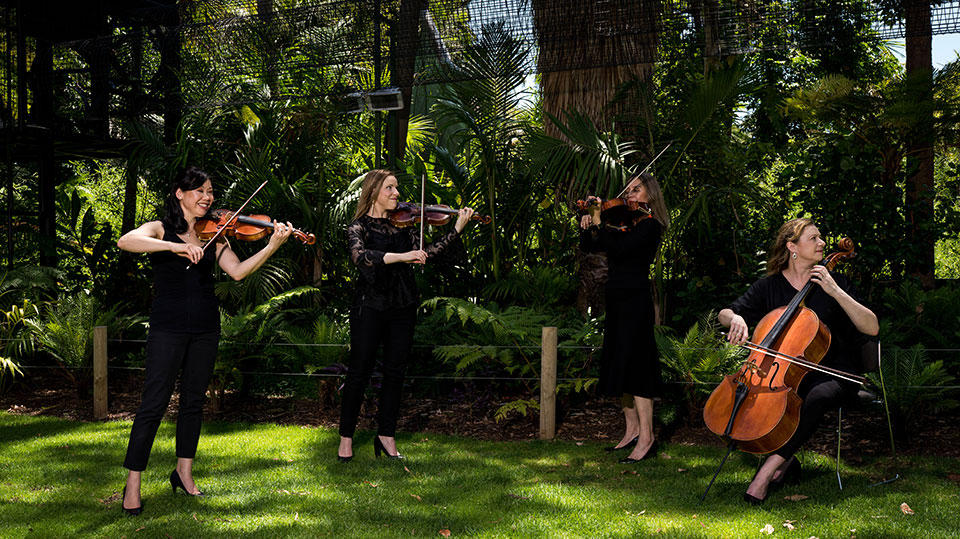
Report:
116,167,294,515
579,171,670,463
718,217,878,504
337,169,474,461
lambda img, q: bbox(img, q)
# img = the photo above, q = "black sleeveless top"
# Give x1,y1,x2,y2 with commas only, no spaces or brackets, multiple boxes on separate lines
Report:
148,224,220,333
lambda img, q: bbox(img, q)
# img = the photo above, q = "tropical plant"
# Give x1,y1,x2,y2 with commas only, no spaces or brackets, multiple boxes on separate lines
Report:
210,286,321,410
869,345,959,438
422,296,599,422
657,310,745,422
24,292,138,396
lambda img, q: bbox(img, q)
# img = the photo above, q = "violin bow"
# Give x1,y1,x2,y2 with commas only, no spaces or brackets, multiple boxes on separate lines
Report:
187,180,268,269
419,172,426,251
616,142,672,199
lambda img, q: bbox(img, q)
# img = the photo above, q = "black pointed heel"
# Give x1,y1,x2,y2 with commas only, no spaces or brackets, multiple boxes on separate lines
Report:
604,436,639,453
121,486,143,516
337,453,353,463
373,436,404,459
170,469,204,496
618,440,658,464
743,491,766,506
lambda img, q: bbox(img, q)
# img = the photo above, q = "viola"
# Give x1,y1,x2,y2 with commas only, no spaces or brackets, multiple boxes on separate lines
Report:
702,237,863,455
576,197,652,228
388,201,492,228
195,209,316,245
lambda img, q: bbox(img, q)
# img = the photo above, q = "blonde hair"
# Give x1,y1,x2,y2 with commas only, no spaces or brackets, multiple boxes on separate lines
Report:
634,172,670,232
352,169,396,220
766,218,816,275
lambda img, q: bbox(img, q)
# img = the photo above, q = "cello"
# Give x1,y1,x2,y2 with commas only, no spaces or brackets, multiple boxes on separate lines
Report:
698,238,866,501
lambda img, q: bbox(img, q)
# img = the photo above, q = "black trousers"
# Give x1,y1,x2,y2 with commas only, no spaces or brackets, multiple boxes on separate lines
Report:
123,330,219,472
339,305,416,438
774,372,859,459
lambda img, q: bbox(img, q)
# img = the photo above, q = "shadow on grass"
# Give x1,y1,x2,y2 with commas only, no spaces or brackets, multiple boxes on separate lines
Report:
0,414,956,538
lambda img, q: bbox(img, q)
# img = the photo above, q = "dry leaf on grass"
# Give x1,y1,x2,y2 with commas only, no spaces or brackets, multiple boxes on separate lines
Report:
761,524,775,534
783,520,796,530
784,494,809,501
677,468,687,473
411,494,422,501
439,529,451,537
900,502,914,515
363,480,379,488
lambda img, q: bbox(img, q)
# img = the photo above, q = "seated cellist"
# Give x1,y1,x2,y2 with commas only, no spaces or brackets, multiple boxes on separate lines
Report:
718,218,878,505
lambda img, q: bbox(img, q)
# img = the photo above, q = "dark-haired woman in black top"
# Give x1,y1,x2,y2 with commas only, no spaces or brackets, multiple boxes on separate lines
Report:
337,169,474,461
116,167,295,515
579,172,670,463
719,218,878,505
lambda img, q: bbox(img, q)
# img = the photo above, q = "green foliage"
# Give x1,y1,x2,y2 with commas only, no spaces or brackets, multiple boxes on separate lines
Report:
24,292,137,395
210,286,322,408
657,311,745,420
878,281,960,353
870,346,959,437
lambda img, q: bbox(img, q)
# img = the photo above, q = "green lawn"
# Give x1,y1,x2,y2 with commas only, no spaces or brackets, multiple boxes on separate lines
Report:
1,412,957,538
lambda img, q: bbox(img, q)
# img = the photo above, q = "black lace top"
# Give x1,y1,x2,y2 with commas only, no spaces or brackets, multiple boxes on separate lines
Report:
579,218,662,289
347,215,463,310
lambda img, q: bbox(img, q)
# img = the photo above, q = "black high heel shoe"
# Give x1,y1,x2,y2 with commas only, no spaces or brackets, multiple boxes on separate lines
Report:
170,469,204,496
337,453,353,463
768,456,801,492
121,486,143,516
618,440,658,463
373,436,404,459
604,436,639,453
743,491,766,506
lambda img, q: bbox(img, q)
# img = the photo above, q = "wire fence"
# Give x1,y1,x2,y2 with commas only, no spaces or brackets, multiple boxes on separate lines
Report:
8,337,959,390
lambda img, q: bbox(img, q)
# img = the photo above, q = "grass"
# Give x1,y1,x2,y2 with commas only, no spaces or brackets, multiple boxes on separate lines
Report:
1,412,958,538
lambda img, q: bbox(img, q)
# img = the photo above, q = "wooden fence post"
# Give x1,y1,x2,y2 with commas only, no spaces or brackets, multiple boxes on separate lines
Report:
93,325,108,420
540,326,557,440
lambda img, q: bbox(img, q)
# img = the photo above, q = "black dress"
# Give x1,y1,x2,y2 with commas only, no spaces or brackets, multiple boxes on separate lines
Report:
726,272,867,457
580,218,662,399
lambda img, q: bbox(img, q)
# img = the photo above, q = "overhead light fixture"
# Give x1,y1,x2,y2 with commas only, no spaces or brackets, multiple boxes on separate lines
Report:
365,87,404,111
339,92,365,114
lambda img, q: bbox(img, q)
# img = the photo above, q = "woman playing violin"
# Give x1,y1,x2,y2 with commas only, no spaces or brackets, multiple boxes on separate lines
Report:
718,218,878,505
338,169,475,461
579,171,670,463
116,167,294,515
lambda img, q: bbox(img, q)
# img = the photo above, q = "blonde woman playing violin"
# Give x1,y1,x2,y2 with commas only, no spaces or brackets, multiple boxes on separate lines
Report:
579,171,670,463
338,170,474,462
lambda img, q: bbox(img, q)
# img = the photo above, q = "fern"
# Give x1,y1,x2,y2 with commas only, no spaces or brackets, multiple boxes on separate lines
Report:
870,346,959,430
494,397,539,423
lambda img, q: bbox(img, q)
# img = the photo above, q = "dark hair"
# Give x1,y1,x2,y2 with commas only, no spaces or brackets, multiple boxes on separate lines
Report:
161,167,211,234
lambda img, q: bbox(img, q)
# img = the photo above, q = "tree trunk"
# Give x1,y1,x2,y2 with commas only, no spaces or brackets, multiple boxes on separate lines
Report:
387,0,427,166
905,0,935,288
532,0,660,316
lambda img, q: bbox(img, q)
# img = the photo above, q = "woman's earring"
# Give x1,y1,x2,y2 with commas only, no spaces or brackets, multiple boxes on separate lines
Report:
792,252,797,259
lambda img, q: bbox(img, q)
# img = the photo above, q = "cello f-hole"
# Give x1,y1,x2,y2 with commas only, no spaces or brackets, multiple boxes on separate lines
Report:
767,361,780,390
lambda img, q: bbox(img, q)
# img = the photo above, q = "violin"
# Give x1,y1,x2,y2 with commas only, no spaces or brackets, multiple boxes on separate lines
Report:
702,238,863,455
576,197,652,229
388,201,492,228
195,209,316,245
